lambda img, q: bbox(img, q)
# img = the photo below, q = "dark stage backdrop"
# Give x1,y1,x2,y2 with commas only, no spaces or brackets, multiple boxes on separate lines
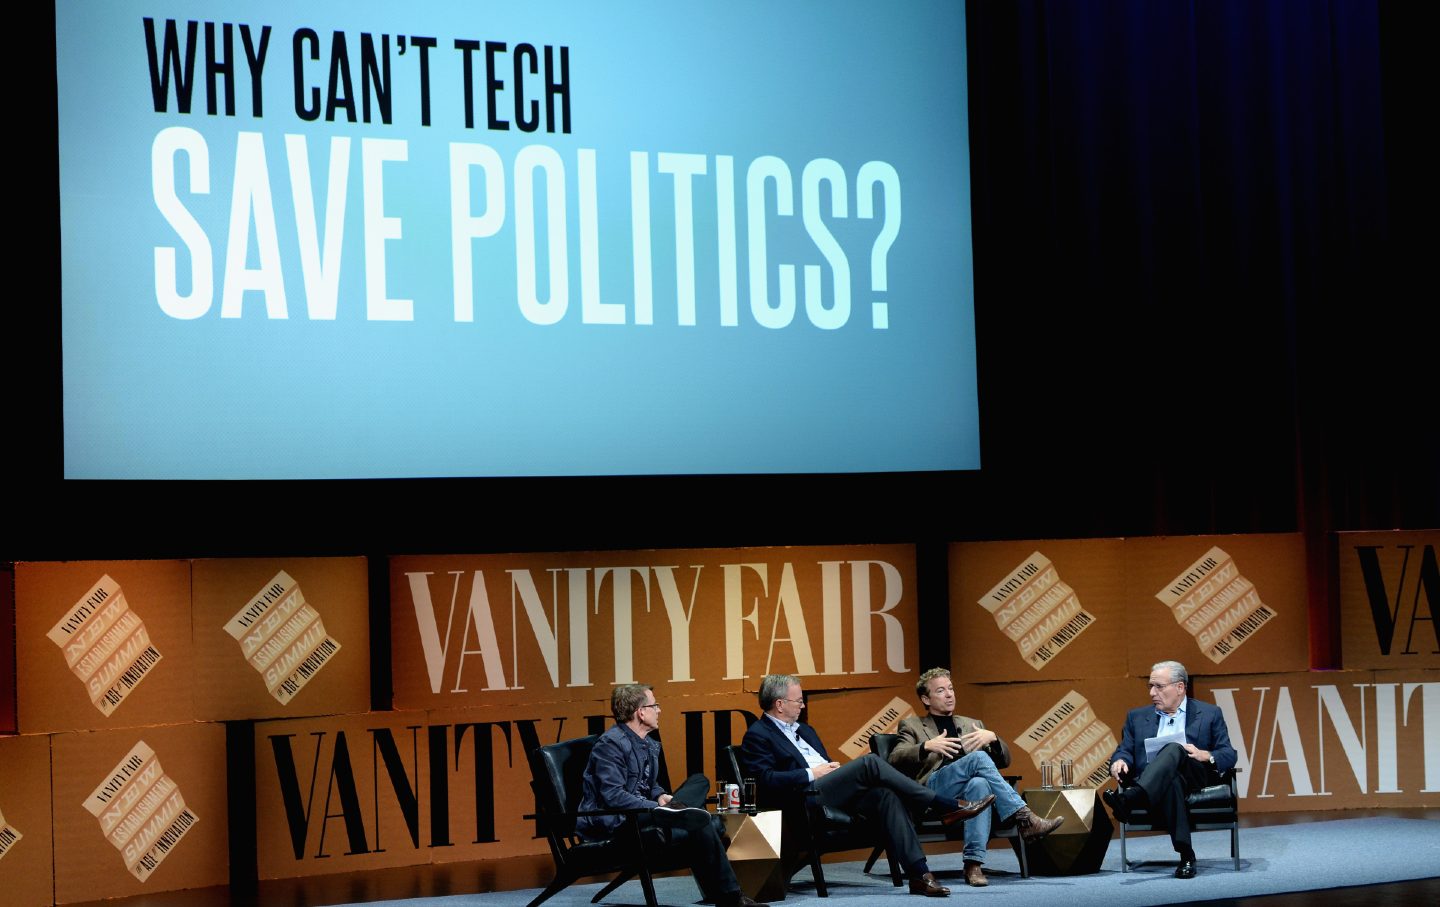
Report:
7,2,1437,672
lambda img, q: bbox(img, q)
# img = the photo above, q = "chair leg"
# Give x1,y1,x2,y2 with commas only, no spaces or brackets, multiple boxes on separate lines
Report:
1016,833,1029,879
812,852,835,904
1120,821,1129,872
862,846,902,886
627,817,660,907
527,874,575,907
592,871,633,902
1232,825,1240,870
637,865,659,907
801,804,830,897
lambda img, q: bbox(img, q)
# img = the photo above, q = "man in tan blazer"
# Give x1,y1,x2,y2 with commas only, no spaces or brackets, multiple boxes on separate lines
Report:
890,668,1062,886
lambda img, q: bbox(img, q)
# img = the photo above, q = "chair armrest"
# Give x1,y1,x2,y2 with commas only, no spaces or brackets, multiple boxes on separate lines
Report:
799,784,856,827
1184,785,1233,807
567,807,657,819
536,805,656,827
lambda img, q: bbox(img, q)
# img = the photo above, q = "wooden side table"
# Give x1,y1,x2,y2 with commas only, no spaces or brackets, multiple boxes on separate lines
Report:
1020,787,1113,875
720,810,786,900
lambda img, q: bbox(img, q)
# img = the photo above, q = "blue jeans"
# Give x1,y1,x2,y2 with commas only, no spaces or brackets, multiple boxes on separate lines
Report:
924,750,1027,864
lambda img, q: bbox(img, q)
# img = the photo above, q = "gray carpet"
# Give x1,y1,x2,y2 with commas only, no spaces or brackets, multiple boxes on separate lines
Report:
348,816,1440,907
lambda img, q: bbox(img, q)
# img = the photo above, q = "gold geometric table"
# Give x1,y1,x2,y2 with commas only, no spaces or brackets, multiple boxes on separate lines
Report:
720,810,786,900
1019,787,1113,875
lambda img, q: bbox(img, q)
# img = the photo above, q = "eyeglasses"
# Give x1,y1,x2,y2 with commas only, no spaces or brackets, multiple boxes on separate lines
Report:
778,698,804,706
1147,681,1179,690
639,702,661,711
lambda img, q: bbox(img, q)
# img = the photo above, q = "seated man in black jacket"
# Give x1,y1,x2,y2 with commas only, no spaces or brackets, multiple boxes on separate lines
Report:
740,673,995,898
579,683,762,907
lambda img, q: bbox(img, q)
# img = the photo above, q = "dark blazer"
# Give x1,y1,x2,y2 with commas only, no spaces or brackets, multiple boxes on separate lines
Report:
1109,698,1237,775
740,715,830,809
577,723,665,839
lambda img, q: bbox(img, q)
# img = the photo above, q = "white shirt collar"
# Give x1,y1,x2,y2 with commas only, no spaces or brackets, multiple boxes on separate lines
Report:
765,712,799,733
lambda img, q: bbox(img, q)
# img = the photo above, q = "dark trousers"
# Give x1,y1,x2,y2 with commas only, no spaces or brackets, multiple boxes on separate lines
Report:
1128,743,1217,854
635,774,739,900
813,754,941,876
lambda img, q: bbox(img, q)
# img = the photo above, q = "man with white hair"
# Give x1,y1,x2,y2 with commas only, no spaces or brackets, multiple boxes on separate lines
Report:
1104,660,1236,879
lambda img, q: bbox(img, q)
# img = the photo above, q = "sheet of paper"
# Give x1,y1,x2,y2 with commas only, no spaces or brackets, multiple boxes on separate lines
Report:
1144,729,1186,760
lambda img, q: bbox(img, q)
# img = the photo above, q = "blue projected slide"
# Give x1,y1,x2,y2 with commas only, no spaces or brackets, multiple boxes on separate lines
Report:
57,0,978,478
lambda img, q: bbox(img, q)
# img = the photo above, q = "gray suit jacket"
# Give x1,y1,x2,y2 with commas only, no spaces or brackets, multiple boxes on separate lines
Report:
890,713,1012,785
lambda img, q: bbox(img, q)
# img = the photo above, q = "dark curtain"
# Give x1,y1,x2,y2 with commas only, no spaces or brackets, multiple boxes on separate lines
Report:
962,0,1437,665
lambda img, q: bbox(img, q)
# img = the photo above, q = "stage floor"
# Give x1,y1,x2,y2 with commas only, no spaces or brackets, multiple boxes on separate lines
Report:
68,807,1440,907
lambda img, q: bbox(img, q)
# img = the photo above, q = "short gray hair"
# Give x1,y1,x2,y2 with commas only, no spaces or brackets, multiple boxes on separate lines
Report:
758,674,801,712
1152,660,1188,689
611,683,654,722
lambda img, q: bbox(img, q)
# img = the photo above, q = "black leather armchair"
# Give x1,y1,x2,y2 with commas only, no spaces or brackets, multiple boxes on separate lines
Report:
723,744,902,896
1117,768,1242,871
527,734,689,907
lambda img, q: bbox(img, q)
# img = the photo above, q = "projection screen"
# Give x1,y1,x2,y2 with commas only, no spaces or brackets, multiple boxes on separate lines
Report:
57,0,979,478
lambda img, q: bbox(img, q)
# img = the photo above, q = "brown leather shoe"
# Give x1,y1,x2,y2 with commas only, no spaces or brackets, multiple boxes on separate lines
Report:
1013,806,1064,840
939,793,996,826
963,861,988,887
908,872,950,897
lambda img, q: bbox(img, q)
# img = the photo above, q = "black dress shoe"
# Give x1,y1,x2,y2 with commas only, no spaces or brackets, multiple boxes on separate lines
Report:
1101,787,1131,821
1175,858,1197,879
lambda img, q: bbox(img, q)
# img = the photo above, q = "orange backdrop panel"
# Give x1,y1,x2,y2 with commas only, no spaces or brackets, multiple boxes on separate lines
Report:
50,722,228,904
1,566,15,733
798,683,920,762
1123,533,1309,676
390,545,918,711
191,556,372,721
968,676,1138,791
254,710,441,880
0,733,55,907
1371,667,1440,806
1206,669,1438,811
15,560,195,733
950,538,1128,683
1338,530,1440,670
